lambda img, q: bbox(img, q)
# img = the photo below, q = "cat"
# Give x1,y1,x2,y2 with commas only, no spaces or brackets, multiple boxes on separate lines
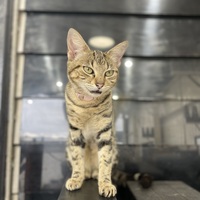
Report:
65,28,128,197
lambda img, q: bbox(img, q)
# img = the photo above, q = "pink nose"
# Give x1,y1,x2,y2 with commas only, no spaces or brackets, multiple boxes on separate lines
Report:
96,83,104,89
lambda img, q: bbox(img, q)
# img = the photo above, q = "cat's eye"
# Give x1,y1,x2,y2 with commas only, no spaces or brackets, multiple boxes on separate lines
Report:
83,66,94,74
105,70,114,77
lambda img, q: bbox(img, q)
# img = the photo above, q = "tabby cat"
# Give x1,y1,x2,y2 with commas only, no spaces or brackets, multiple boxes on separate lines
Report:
65,28,128,197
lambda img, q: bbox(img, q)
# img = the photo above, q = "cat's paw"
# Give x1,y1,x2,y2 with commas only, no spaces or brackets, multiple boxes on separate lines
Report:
99,183,117,197
65,178,83,191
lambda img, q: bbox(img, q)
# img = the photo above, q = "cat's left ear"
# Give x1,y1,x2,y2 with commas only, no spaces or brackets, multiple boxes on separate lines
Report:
107,41,128,67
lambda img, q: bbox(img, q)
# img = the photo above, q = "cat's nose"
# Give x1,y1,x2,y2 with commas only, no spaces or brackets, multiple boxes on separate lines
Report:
96,83,104,89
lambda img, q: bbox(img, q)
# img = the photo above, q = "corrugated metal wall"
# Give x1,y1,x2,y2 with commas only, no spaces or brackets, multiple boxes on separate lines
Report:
8,0,200,199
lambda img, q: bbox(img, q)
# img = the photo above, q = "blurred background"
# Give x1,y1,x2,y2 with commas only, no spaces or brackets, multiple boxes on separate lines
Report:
1,0,200,200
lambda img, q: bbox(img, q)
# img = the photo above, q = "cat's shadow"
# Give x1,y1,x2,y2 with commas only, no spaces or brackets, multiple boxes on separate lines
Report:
58,179,117,200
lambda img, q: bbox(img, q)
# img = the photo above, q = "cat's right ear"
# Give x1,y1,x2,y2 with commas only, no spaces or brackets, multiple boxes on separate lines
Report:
67,28,90,61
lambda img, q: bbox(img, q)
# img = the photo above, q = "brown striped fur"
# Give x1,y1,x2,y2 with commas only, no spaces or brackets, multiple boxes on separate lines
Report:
65,28,128,197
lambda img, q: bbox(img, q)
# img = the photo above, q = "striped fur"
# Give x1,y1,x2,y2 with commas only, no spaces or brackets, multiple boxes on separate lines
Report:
65,28,128,197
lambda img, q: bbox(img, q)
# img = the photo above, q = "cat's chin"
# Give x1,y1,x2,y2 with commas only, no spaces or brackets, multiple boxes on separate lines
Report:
90,93,102,98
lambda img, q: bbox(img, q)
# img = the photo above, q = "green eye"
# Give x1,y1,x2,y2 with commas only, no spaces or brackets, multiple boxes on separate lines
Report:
105,70,114,77
83,66,94,74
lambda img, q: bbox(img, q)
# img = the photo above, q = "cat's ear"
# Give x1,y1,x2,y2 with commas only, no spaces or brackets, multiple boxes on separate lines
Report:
67,28,90,61
107,41,128,67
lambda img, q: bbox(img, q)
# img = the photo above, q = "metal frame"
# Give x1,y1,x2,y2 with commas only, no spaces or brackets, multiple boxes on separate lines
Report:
0,0,15,199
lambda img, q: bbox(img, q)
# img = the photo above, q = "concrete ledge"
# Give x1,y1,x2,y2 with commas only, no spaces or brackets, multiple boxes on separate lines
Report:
127,181,200,200
58,180,200,200
57,180,117,200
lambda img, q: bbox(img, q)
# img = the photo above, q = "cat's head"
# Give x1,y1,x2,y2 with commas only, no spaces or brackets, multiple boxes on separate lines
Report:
66,28,128,98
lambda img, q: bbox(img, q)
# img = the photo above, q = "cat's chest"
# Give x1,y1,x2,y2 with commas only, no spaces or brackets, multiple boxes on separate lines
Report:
68,106,110,140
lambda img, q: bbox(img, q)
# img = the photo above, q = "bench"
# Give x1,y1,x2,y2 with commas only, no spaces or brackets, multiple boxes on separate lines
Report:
127,181,200,200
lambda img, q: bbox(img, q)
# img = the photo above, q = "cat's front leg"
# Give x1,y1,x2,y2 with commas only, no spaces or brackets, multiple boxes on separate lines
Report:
97,124,117,197
66,124,85,191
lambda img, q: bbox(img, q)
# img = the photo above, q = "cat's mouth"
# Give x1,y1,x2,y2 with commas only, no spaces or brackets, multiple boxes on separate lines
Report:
90,90,102,95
